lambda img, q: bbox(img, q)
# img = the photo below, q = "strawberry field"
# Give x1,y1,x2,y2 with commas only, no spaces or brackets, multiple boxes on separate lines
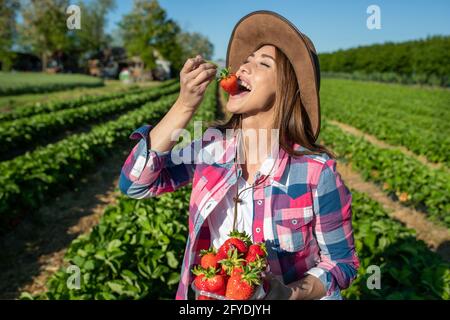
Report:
0,77,448,300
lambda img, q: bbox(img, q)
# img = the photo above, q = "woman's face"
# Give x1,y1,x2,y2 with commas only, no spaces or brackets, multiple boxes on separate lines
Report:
226,45,277,115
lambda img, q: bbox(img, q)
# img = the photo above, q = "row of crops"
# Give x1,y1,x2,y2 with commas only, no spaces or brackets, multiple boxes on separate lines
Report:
0,72,104,97
320,79,450,228
0,81,179,233
320,79,450,166
319,120,450,228
0,84,148,122
0,81,179,160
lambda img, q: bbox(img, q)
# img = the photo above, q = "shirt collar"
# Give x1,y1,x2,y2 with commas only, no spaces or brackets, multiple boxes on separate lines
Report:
211,129,291,183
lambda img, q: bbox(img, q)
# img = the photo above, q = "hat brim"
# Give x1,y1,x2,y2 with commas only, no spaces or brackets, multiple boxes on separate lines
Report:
226,10,321,141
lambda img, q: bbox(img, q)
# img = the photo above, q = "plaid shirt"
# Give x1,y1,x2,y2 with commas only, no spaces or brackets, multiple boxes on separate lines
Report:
119,124,359,300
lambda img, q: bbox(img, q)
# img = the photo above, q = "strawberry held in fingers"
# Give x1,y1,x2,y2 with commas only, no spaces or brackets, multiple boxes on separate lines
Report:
217,67,239,95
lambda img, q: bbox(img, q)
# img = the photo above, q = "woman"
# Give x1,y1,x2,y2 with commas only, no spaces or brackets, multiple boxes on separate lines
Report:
119,11,359,300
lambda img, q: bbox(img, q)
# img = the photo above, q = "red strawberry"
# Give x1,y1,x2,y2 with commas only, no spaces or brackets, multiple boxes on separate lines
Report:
206,274,227,296
192,266,227,296
217,230,252,259
230,265,244,277
192,267,208,291
218,248,246,276
246,243,267,263
200,248,218,269
216,249,228,262
225,265,262,300
217,67,239,95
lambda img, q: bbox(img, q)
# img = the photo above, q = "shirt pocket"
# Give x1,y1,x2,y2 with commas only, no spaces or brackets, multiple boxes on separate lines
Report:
273,206,314,252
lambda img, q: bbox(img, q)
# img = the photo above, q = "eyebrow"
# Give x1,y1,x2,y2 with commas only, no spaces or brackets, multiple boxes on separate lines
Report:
248,53,275,61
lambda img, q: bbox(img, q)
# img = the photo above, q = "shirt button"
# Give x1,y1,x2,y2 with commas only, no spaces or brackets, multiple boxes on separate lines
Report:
257,200,263,205
292,219,298,225
256,227,261,233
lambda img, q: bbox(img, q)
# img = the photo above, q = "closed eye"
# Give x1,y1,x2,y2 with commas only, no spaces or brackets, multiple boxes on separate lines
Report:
243,59,271,68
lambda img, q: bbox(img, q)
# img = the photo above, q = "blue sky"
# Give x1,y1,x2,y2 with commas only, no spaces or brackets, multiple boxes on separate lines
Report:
106,0,450,60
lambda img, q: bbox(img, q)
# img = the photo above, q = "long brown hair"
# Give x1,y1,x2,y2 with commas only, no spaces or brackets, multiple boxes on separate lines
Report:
209,46,335,160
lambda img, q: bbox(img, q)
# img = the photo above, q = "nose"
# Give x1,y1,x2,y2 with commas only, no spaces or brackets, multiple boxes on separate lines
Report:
236,62,250,78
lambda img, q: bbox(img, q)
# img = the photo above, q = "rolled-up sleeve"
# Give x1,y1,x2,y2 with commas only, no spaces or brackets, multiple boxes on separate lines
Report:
306,158,359,299
119,124,197,199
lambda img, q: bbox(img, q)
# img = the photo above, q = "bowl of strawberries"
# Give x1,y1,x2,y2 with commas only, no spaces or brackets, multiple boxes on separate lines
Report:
191,231,269,300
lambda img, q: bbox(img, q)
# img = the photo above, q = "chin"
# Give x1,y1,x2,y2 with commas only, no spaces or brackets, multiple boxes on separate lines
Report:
225,103,241,114
225,101,242,114
226,93,252,114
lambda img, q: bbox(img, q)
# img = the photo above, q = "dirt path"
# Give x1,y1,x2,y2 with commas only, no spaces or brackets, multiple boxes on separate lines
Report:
0,145,131,299
337,161,450,262
329,119,449,173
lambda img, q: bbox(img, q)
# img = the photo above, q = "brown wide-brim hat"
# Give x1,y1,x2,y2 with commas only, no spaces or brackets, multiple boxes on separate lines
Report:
226,10,321,141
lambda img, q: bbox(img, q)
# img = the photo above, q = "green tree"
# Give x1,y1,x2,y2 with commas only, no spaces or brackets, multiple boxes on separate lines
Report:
64,0,116,72
319,35,450,86
119,0,183,72
0,0,19,71
19,0,70,71
76,0,116,54
177,31,214,62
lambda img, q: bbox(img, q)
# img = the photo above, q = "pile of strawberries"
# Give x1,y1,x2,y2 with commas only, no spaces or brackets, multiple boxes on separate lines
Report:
191,231,268,300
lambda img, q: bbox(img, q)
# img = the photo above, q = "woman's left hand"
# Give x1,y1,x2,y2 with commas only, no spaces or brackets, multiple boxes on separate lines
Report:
262,272,293,300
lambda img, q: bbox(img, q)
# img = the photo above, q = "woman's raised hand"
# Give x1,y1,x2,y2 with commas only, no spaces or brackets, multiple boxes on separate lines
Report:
177,55,218,112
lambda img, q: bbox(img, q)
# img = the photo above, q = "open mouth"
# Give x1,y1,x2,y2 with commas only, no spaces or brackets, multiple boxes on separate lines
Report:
238,83,251,93
231,80,252,97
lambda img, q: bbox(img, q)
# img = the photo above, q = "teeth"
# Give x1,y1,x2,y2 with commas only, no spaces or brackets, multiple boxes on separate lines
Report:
238,79,252,91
